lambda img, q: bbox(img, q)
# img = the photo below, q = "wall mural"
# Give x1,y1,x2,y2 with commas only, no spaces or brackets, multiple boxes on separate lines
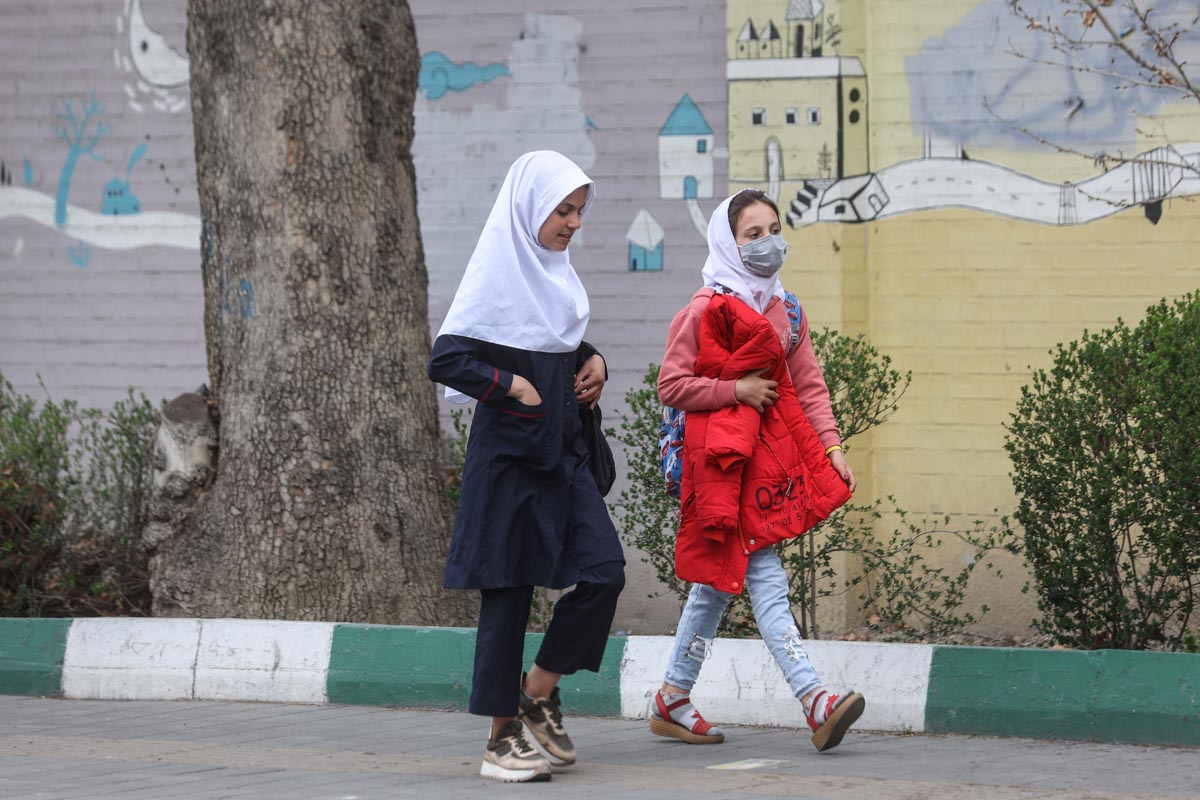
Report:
117,0,190,114
723,0,1199,229
412,14,597,303
0,1,200,265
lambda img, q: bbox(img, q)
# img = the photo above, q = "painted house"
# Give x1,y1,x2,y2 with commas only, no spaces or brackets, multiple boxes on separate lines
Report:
726,0,868,192
658,93,715,200
626,208,665,271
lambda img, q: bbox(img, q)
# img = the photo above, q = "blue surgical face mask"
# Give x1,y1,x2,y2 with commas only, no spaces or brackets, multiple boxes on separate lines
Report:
738,233,788,277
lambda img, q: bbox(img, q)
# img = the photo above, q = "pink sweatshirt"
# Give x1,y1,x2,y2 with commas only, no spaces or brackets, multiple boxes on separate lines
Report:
658,290,842,450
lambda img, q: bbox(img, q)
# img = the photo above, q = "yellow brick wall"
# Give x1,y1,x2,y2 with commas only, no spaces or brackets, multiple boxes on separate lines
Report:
762,0,1200,636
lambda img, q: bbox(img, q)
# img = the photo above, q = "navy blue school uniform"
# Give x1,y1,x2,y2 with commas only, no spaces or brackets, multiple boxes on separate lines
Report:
429,334,625,590
429,333,626,718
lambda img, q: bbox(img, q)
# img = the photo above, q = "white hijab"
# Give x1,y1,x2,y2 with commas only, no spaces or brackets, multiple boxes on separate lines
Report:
437,150,595,402
700,190,785,313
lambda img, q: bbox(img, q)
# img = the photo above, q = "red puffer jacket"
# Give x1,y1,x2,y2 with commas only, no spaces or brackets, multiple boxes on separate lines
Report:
675,294,852,594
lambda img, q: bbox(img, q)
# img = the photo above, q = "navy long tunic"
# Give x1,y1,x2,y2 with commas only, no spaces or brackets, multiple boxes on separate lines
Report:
428,335,625,590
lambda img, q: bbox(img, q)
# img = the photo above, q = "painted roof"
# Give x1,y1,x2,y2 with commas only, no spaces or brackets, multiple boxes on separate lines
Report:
660,93,714,136
786,0,824,22
626,209,665,248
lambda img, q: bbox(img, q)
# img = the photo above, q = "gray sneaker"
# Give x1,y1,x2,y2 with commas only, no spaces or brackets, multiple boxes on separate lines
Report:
518,685,577,766
481,720,552,783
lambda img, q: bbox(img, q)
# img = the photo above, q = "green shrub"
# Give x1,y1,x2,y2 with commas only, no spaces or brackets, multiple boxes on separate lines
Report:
611,364,688,608
1006,293,1200,651
0,375,157,617
615,330,1016,640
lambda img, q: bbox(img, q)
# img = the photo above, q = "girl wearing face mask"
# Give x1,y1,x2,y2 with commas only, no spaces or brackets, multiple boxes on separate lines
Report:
429,151,625,783
649,189,862,753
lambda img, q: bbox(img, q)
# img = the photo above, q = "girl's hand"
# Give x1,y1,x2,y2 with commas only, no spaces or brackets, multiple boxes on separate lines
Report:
508,374,543,406
735,369,779,412
829,449,856,493
574,354,607,409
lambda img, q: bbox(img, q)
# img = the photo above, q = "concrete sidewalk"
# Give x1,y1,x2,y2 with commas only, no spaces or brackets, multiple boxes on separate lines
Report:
1,695,1197,799
4,617,1199,748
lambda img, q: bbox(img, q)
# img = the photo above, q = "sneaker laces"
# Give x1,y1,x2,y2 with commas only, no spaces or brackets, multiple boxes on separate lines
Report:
508,724,537,756
544,695,564,730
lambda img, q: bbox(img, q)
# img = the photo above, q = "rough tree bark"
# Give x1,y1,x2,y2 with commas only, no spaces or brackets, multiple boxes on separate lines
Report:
148,0,472,625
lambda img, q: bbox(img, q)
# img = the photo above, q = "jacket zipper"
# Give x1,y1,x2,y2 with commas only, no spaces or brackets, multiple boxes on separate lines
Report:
757,432,794,498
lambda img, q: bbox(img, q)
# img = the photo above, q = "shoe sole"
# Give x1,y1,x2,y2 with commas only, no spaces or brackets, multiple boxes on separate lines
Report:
648,714,725,745
480,760,552,782
811,692,865,753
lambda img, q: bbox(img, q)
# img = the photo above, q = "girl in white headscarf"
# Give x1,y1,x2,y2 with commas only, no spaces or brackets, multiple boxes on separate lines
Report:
428,151,625,784
650,189,862,753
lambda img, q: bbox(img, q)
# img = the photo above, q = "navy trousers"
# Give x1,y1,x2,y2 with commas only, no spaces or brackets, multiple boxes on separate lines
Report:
469,559,625,717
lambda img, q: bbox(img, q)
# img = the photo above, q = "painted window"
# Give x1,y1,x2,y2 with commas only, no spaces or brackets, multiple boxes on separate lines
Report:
696,139,707,154
807,107,821,125
785,107,798,125
752,107,766,125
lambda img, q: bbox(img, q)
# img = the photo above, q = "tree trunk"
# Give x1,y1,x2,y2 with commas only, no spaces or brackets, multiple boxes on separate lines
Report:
150,0,472,626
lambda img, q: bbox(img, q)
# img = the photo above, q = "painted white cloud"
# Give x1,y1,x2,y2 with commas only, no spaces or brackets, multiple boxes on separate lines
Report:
907,0,1200,150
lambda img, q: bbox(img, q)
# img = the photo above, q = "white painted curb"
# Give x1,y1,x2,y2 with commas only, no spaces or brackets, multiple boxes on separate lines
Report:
63,618,201,700
195,619,334,703
62,618,334,704
620,635,931,733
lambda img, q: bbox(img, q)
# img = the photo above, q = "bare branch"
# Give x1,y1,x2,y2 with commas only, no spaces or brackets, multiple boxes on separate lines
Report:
1128,0,1200,101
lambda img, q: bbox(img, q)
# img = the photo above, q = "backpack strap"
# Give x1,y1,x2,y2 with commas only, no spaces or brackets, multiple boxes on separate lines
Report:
782,290,803,352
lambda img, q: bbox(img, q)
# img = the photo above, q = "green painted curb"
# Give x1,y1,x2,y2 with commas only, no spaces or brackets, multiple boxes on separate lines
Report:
326,625,625,717
0,618,72,697
925,645,1200,746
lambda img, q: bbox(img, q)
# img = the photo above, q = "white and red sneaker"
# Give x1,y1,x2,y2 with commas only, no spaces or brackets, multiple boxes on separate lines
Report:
647,691,725,744
804,688,865,752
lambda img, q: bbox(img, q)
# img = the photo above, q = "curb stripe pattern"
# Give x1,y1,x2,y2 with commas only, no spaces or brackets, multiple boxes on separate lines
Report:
2,619,1196,747
0,618,71,697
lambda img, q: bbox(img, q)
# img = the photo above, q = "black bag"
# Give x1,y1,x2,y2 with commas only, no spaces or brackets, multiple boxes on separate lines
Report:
579,404,616,496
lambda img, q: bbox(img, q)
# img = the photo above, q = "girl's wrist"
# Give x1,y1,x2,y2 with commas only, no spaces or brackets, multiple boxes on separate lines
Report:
825,444,842,457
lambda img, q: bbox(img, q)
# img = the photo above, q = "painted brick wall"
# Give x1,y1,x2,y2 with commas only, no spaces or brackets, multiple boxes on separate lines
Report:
3,0,1198,638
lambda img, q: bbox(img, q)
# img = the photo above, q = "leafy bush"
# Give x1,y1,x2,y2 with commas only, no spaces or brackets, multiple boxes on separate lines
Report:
0,375,157,617
614,330,1017,640
1006,293,1200,651
611,364,688,608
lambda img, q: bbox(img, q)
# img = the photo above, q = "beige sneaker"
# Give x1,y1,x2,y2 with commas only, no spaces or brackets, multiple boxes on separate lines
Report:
480,720,552,783
519,685,577,766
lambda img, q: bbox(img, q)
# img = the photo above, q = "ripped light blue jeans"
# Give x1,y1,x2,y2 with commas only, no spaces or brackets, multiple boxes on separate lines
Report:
663,548,820,700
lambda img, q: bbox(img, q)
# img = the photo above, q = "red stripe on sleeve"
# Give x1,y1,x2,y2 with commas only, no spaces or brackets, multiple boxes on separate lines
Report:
480,367,500,403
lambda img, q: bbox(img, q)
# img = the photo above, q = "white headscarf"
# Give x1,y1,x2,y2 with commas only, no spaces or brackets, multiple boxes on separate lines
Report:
700,190,785,313
437,151,595,402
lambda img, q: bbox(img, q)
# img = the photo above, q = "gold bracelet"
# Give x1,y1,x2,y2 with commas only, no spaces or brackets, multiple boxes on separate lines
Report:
825,445,843,456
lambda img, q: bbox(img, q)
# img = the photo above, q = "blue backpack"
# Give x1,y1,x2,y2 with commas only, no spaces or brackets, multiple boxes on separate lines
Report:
659,289,803,498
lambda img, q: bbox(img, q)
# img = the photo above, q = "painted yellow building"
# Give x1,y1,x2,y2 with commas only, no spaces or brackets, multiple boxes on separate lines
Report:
726,0,868,233
725,0,1200,637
